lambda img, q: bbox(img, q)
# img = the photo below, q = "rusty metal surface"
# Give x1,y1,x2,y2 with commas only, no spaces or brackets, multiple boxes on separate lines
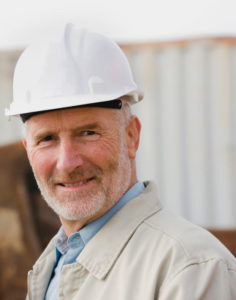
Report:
208,229,236,257
0,141,60,300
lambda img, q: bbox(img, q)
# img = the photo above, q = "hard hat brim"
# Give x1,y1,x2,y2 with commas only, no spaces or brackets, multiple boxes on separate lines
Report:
5,89,143,117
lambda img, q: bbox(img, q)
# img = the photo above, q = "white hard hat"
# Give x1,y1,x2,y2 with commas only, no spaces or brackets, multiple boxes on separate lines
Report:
5,23,143,118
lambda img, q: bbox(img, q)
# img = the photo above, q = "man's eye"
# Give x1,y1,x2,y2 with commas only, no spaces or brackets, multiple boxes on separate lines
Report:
43,135,53,141
80,130,99,141
83,131,95,136
38,135,53,144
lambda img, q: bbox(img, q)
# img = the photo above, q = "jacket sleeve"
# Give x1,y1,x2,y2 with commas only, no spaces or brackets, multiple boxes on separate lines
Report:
158,258,236,300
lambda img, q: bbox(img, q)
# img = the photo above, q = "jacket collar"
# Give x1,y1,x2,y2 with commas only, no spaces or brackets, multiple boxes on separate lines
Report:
76,181,162,279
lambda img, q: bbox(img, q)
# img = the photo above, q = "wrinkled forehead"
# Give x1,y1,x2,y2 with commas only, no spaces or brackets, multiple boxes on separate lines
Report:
24,105,124,135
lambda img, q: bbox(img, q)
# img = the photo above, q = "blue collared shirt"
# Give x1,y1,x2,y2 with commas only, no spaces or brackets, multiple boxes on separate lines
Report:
45,181,145,300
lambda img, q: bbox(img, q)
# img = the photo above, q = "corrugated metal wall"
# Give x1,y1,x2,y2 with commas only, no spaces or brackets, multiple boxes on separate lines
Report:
1,38,235,228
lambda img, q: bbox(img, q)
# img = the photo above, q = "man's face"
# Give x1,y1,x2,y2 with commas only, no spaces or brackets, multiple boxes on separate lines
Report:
23,106,140,226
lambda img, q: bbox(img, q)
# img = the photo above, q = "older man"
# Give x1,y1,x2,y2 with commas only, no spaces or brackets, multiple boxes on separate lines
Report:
6,24,236,299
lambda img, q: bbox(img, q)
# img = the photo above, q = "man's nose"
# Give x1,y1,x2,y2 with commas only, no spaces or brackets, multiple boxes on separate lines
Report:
56,140,84,172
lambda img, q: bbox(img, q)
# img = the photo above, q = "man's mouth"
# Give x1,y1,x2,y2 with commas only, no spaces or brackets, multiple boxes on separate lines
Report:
58,177,94,187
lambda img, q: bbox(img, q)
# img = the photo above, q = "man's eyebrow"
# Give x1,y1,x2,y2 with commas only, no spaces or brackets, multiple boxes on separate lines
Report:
73,122,101,132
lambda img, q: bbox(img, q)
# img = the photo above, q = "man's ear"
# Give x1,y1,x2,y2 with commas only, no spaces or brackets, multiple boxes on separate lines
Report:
22,138,27,150
126,116,141,159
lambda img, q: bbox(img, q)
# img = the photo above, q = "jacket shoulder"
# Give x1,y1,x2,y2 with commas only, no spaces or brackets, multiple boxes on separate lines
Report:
141,208,236,269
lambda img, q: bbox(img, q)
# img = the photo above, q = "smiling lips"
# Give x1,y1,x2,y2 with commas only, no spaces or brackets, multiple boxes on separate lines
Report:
58,177,94,187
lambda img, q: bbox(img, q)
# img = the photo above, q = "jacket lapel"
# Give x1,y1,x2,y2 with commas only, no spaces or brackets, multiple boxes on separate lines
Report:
28,238,56,300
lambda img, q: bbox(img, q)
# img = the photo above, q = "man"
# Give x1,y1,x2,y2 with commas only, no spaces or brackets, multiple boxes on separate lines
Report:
6,24,236,299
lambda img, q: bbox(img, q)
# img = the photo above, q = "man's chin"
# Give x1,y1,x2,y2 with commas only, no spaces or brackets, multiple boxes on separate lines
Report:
42,193,106,222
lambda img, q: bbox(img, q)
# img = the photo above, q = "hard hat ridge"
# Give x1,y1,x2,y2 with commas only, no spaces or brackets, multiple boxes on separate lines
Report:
5,23,143,118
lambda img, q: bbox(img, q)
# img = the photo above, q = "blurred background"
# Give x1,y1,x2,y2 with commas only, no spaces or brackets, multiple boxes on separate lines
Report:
0,0,236,298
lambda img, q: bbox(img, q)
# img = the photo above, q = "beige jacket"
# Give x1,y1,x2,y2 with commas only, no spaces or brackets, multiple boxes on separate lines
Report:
27,182,236,300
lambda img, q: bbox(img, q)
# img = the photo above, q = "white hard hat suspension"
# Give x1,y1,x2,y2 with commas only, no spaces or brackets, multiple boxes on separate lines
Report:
20,99,123,122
